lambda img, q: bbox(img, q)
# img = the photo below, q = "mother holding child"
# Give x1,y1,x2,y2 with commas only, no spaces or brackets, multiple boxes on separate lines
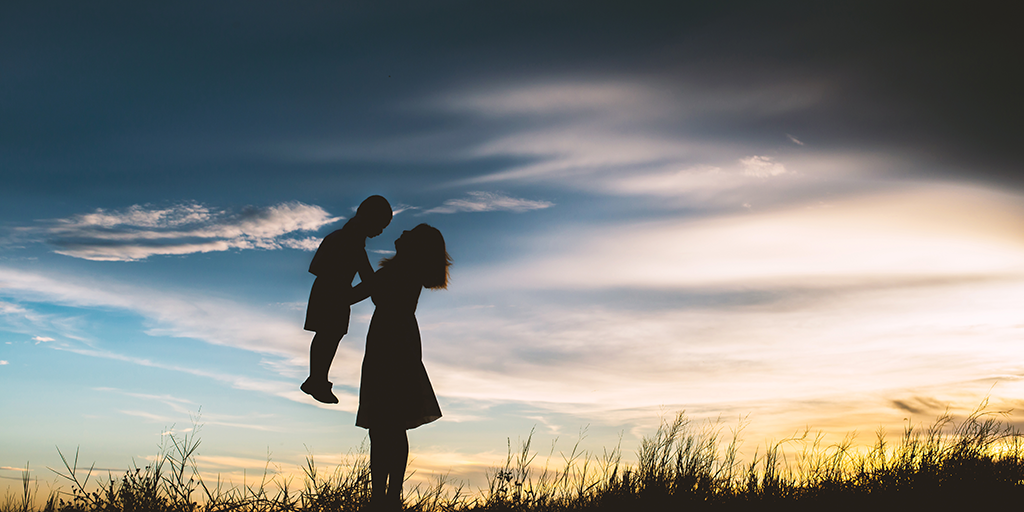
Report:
301,195,451,511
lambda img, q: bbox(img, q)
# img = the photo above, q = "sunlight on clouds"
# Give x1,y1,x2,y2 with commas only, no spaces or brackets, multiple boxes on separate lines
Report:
422,276,1024,440
471,184,1024,290
597,164,797,201
411,182,1024,445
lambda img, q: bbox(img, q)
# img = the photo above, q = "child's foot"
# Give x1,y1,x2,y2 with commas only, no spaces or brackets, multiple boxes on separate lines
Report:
301,377,339,404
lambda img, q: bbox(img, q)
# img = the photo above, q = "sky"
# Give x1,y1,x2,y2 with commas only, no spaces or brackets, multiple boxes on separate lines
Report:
2,0,1023,498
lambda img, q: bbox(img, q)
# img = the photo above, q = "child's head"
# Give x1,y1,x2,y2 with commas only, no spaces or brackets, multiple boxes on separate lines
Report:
355,195,393,237
390,223,451,289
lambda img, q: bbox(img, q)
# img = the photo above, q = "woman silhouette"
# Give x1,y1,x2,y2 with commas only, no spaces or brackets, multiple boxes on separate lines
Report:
348,223,450,510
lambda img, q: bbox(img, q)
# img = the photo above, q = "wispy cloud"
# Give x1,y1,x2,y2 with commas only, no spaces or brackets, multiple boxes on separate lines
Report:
740,155,788,177
97,387,299,432
0,267,320,361
0,301,28,315
390,203,419,215
787,134,805,145
432,80,823,195
0,360,8,365
0,266,364,408
437,82,655,116
22,202,340,261
66,342,343,411
0,300,75,340
422,192,553,214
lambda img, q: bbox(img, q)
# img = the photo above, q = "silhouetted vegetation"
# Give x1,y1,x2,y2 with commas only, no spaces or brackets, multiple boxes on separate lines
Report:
6,400,1024,511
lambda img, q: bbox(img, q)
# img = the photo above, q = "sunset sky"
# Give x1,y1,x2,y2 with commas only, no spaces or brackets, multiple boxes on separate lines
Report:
2,1,1022,496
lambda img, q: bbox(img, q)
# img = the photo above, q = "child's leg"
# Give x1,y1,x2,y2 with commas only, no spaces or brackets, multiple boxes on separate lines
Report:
302,330,343,403
308,330,344,382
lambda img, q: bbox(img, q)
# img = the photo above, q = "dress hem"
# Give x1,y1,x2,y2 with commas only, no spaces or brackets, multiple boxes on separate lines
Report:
356,414,441,431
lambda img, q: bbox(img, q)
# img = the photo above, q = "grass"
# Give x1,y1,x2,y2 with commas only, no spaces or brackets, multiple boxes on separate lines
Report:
5,400,1024,511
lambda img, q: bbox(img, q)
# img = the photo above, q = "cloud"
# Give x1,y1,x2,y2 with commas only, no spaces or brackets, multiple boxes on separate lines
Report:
0,266,320,360
432,80,823,191
32,335,53,343
397,185,1024,446
0,301,28,315
740,155,788,177
0,265,365,408
25,202,340,261
390,203,419,215
0,360,8,365
274,79,829,206
422,192,554,214
0,300,70,339
438,80,822,119
461,184,1024,292
436,82,655,116
787,134,805,145
277,236,323,251
61,340,343,411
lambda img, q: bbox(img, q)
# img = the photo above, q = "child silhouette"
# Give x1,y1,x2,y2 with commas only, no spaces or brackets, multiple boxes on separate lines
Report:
301,195,393,404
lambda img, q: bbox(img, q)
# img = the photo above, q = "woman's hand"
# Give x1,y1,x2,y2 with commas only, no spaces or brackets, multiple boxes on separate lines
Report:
345,280,373,305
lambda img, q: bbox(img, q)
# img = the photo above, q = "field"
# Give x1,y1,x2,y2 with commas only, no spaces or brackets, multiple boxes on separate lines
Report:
5,401,1024,511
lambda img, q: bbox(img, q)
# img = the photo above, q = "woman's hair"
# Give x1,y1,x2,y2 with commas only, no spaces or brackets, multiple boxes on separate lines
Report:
381,224,451,289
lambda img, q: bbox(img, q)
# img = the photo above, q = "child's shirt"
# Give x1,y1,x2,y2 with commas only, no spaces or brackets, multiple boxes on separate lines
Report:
303,222,373,333
308,222,373,284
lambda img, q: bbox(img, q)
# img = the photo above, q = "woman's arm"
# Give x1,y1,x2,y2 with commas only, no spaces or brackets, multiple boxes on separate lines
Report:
355,250,374,283
345,279,372,305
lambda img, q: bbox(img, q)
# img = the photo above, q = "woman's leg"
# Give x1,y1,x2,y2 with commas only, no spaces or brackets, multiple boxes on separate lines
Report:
369,428,390,506
387,430,409,503
369,428,409,507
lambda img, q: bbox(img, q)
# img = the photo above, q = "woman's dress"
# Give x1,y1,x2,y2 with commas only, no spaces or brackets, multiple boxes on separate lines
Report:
355,263,442,430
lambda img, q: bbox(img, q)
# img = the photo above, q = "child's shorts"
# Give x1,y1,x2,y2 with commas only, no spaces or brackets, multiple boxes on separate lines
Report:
303,277,351,334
